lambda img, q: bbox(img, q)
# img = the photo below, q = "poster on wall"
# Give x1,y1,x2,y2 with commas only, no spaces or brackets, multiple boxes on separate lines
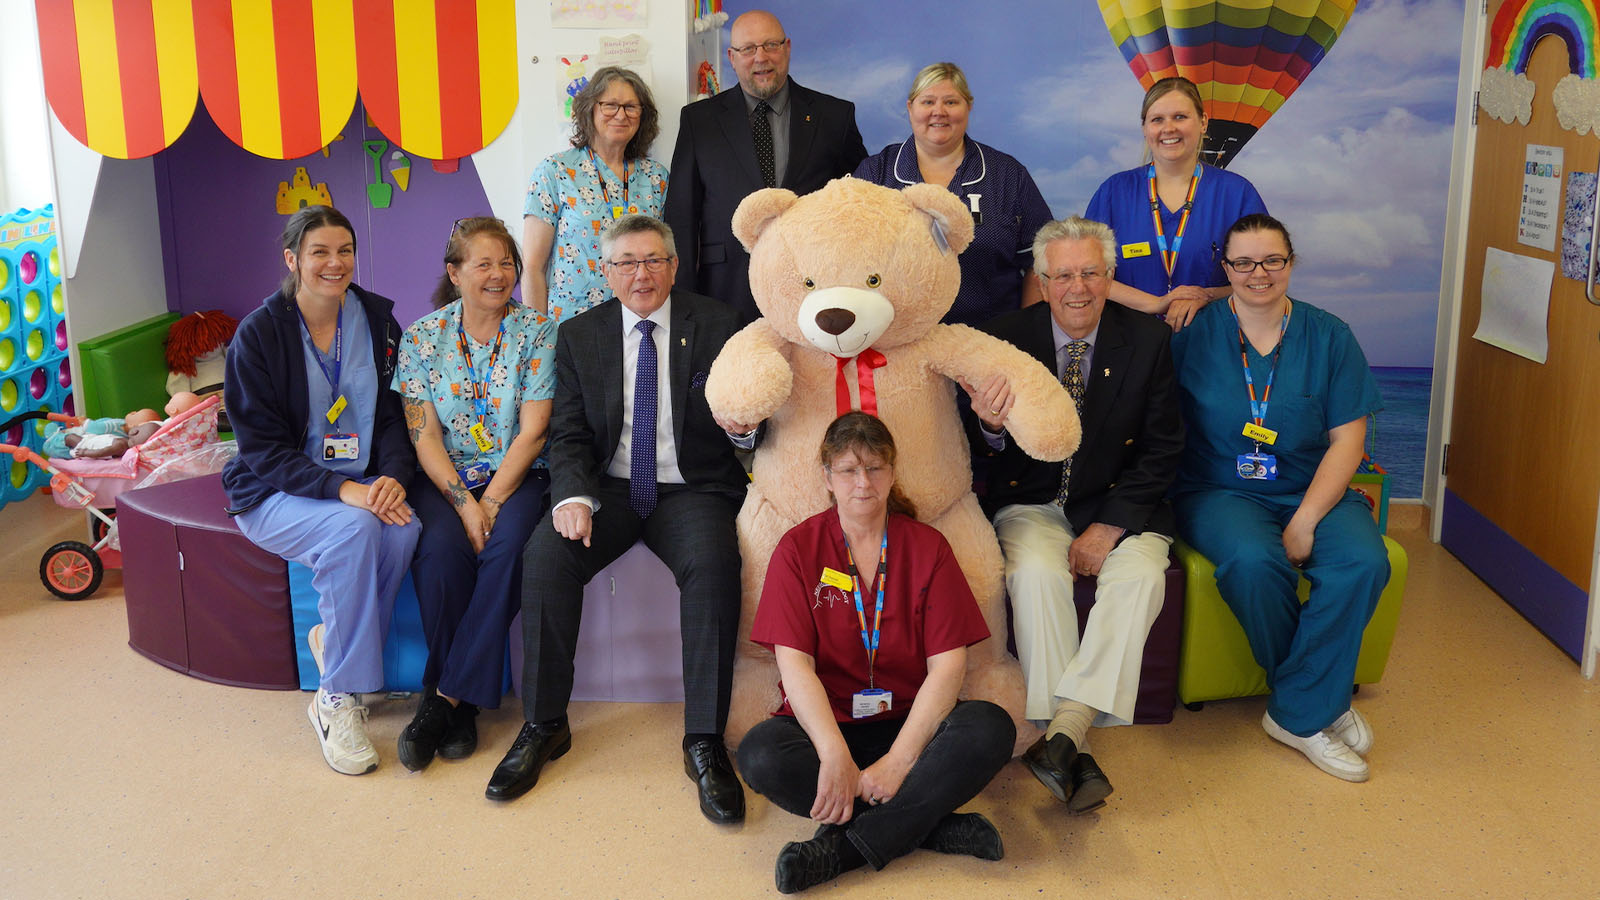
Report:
552,0,647,28
1518,144,1564,252
1474,247,1555,364
595,33,652,75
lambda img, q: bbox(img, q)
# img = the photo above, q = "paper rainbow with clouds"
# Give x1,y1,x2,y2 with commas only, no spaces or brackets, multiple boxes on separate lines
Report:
1487,0,1597,78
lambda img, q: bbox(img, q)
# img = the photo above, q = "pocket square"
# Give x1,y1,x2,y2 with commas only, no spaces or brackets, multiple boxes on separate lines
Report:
691,370,708,389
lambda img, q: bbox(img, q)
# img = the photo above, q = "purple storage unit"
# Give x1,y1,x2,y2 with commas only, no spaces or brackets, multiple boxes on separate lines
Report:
118,473,299,689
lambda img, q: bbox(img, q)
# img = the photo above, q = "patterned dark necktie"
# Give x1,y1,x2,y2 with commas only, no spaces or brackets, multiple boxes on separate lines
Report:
752,100,776,188
1056,340,1089,506
630,319,659,517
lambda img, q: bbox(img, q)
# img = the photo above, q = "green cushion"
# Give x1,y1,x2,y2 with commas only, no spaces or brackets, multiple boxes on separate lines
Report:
1174,537,1407,705
75,313,178,419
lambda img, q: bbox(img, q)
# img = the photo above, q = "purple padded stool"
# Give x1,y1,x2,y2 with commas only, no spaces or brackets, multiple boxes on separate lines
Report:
117,473,299,690
1006,555,1185,725
511,541,685,702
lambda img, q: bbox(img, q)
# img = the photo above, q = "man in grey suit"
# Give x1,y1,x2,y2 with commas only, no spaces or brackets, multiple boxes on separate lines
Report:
664,9,867,323
486,215,749,825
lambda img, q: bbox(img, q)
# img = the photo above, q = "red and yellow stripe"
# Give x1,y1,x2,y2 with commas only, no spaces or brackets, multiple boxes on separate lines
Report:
355,0,517,160
193,0,355,159
36,0,197,160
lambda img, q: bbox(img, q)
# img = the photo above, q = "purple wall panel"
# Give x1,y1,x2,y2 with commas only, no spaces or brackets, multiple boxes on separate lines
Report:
153,101,501,330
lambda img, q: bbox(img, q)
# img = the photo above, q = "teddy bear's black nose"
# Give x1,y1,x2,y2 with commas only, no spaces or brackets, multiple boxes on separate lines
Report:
815,308,856,335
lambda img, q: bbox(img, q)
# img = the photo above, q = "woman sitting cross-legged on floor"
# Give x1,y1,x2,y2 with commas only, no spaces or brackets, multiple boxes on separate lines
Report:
737,411,1015,894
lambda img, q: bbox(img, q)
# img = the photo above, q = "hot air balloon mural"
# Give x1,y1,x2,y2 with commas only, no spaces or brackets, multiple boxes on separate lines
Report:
1099,0,1358,168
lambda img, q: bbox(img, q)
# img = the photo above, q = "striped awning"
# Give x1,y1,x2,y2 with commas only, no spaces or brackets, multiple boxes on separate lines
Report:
35,0,518,161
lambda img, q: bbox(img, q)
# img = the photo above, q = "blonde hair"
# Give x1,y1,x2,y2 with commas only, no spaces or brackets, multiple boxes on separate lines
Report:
907,62,973,105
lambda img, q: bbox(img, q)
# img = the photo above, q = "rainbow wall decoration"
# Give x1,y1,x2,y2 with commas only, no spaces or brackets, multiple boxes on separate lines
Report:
1099,0,1358,168
1479,0,1600,133
0,207,68,512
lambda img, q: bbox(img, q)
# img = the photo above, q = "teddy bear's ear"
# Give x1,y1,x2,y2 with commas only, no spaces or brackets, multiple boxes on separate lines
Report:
732,188,800,252
901,182,975,256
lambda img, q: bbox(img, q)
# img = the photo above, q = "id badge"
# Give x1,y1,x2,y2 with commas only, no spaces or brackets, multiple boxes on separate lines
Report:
1242,422,1278,445
323,432,359,460
469,421,496,453
852,689,892,719
612,205,626,219
457,460,492,490
1237,452,1278,480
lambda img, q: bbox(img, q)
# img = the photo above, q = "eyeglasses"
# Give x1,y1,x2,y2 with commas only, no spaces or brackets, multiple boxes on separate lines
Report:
597,101,643,118
1042,270,1107,286
1222,256,1290,273
607,256,673,274
827,464,891,481
729,38,789,57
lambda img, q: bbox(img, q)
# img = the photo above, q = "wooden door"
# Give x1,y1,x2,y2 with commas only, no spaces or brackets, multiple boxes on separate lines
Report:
1442,24,1599,661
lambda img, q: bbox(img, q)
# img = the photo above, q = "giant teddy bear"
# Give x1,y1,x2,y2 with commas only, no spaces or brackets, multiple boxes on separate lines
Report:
705,177,1079,755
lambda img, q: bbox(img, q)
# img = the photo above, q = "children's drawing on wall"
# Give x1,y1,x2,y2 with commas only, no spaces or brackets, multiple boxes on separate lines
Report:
275,167,333,214
560,55,591,118
552,0,645,28
1475,247,1555,363
1560,171,1597,282
1479,0,1599,130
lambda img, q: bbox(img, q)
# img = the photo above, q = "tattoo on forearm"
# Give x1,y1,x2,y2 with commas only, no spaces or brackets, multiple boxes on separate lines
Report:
446,479,471,509
403,398,424,442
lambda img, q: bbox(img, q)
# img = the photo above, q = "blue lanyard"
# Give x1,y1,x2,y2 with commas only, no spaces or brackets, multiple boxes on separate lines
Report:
454,307,508,422
297,304,343,405
1230,298,1291,425
844,530,888,688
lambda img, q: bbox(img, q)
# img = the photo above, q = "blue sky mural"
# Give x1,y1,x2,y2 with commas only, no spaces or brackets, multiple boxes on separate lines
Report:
725,0,1464,368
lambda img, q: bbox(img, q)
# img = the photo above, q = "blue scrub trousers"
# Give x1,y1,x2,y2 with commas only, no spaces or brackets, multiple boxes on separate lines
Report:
236,487,422,694
1174,489,1388,736
410,469,550,709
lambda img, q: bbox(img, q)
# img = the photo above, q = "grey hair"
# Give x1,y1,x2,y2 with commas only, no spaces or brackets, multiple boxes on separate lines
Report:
570,66,661,161
1032,217,1117,275
600,214,677,261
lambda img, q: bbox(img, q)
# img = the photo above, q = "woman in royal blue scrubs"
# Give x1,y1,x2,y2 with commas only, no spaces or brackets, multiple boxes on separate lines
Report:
1086,77,1267,331
1170,214,1387,783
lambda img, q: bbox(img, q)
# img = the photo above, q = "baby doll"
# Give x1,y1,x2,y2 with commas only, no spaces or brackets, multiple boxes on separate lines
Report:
42,395,200,459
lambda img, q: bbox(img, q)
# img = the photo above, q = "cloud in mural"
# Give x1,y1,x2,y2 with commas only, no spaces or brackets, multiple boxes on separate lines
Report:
1479,65,1535,125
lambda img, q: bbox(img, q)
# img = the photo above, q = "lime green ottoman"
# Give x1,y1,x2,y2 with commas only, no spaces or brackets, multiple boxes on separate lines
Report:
1174,536,1407,708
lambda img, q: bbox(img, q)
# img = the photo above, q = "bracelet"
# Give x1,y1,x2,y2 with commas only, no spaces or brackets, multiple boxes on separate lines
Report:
483,496,503,510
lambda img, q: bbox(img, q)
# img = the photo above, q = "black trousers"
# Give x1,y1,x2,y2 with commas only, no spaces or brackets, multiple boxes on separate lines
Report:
737,701,1015,869
521,478,742,733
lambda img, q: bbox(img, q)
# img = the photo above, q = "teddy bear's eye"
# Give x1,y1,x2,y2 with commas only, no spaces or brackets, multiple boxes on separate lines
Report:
803,277,816,290
866,274,881,288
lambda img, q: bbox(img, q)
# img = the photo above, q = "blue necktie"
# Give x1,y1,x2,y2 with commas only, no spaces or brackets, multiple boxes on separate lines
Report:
630,319,659,517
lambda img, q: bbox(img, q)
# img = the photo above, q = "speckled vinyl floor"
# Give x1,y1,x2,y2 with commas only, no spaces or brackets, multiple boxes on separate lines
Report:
1,494,1595,899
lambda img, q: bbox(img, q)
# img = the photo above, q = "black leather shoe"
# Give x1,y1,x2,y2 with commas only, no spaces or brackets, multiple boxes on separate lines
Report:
920,812,1004,860
397,692,453,772
438,701,478,760
1067,752,1113,814
485,720,571,802
1021,733,1079,803
683,738,745,824
775,826,849,894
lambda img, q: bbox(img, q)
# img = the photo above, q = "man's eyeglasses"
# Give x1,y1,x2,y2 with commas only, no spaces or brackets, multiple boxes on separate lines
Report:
1042,269,1107,286
597,101,642,118
729,39,789,57
1222,256,1290,273
608,257,672,274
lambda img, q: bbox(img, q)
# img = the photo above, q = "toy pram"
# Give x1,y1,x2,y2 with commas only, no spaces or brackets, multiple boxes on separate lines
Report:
0,394,221,599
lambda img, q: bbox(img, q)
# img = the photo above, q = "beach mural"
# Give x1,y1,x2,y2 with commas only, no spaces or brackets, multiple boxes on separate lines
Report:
726,0,1456,497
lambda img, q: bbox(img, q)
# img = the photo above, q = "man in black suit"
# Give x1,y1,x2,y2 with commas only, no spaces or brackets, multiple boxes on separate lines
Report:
663,9,867,323
487,215,749,825
964,217,1183,815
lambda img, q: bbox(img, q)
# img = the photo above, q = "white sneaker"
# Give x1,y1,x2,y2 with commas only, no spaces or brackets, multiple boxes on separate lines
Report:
307,624,326,675
1262,711,1368,782
308,690,379,775
1328,708,1373,756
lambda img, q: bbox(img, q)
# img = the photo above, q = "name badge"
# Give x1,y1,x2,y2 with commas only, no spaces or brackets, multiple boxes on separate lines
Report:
1237,452,1278,480
820,567,853,591
1242,422,1278,445
1121,241,1152,259
457,460,492,489
323,432,359,461
612,205,626,219
967,193,982,226
851,688,893,719
325,394,348,424
469,421,496,453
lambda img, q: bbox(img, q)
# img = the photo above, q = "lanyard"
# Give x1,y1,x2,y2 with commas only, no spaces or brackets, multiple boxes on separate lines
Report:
1147,163,1201,285
1230,298,1291,430
297,303,343,411
587,148,631,215
844,529,888,688
454,308,508,424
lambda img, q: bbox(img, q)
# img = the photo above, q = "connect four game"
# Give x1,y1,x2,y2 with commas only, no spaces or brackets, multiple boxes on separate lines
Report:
0,206,66,512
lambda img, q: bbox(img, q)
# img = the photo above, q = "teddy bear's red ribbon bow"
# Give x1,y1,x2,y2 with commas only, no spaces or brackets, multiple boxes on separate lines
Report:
834,349,888,417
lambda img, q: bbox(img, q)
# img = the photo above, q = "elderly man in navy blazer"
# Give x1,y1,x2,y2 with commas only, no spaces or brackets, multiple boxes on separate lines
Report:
487,215,750,825
966,216,1183,816
664,9,867,323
